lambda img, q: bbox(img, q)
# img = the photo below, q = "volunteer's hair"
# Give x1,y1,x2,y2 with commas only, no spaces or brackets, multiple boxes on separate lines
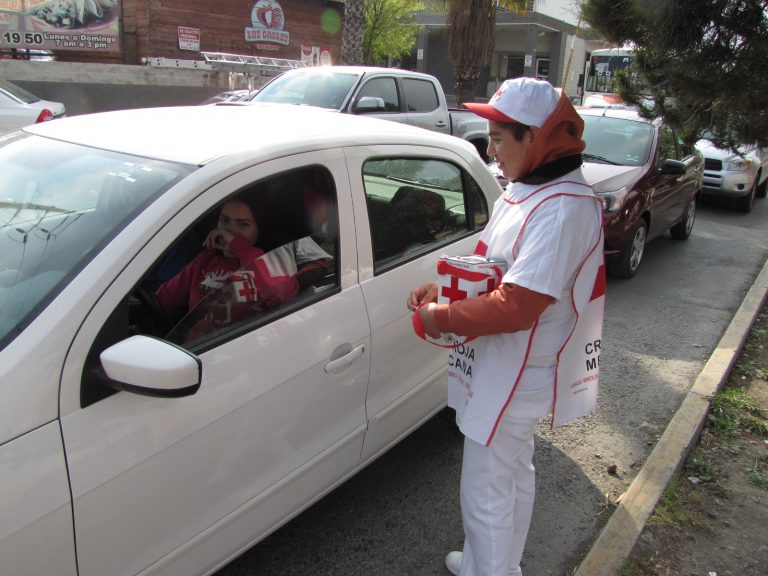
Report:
498,121,531,142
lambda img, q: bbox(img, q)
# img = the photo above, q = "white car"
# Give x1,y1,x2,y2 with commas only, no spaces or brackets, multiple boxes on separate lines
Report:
0,103,499,576
0,79,66,135
695,137,768,213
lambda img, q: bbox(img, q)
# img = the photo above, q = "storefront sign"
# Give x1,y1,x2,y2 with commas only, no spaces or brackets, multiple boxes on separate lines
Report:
245,0,289,45
178,26,199,51
0,0,121,52
300,44,332,66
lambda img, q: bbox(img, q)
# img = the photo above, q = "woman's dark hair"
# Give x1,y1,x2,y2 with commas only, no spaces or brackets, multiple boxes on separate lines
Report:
498,121,531,142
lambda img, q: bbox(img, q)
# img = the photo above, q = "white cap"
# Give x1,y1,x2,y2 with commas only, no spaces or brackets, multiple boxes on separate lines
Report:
463,77,561,127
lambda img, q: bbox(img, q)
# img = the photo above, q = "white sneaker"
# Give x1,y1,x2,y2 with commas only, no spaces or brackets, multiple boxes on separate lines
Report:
445,551,462,575
444,551,523,575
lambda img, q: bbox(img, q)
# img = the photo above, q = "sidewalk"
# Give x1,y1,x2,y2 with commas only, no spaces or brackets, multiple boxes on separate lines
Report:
575,256,768,576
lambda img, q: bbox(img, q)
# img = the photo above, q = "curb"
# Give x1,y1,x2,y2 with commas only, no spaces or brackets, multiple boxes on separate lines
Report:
575,256,768,576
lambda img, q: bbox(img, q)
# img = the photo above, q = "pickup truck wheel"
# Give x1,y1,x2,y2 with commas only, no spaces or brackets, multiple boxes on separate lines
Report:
734,179,757,213
670,196,696,239
473,142,489,163
607,218,647,278
756,173,767,198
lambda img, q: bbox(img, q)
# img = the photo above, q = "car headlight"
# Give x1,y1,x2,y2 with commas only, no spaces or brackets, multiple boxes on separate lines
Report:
727,157,753,171
598,188,629,213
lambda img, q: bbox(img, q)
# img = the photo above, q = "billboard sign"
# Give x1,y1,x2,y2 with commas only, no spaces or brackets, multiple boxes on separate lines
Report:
0,0,121,53
245,0,289,45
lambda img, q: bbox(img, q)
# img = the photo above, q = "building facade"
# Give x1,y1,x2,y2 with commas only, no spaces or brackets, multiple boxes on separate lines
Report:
414,1,608,103
0,0,345,66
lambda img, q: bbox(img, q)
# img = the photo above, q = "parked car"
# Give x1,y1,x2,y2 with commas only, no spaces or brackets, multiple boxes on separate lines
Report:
580,108,702,277
0,102,499,576
490,108,702,278
199,88,255,105
0,79,66,135
242,66,491,160
694,136,768,213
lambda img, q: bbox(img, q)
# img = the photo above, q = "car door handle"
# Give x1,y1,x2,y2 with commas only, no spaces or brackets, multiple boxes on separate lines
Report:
324,344,365,374
435,121,447,128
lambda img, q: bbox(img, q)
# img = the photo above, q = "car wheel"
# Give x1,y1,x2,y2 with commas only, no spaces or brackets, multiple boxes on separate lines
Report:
608,218,647,278
670,196,696,239
734,179,757,213
756,174,767,199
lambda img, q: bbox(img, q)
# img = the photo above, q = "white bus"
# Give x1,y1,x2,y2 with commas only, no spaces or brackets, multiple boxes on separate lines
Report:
582,47,635,107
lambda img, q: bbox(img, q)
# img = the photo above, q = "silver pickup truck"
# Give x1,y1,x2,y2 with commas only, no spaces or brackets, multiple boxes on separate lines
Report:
247,66,490,161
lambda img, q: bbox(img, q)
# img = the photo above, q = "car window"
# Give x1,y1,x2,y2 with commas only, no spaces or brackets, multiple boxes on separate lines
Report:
677,133,694,158
0,132,193,352
363,157,488,273
357,77,400,112
81,166,339,407
402,78,440,113
581,115,654,166
657,125,679,166
253,71,357,110
0,79,40,104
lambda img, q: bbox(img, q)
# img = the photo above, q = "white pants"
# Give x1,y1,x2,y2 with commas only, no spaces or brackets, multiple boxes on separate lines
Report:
458,366,555,576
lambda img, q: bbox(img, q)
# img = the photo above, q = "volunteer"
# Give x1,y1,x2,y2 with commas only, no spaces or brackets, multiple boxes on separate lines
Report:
407,77,604,576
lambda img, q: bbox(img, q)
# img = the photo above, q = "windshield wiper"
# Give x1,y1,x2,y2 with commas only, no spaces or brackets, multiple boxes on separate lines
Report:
582,153,619,165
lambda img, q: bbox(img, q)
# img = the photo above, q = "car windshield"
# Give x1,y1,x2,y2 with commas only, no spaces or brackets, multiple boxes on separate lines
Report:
0,132,194,350
581,115,654,166
252,71,357,110
0,79,41,105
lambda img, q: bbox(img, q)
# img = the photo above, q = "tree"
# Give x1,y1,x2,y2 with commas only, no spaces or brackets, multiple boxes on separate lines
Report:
441,1,529,107
363,0,423,66
341,0,366,64
582,0,768,148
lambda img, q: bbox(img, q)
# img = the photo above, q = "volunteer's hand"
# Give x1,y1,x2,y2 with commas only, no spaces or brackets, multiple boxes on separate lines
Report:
418,302,442,338
407,282,438,311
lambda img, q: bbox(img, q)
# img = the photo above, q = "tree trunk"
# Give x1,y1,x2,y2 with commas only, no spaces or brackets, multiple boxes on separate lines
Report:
341,0,365,65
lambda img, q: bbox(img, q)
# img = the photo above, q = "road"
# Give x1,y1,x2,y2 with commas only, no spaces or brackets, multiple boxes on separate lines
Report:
216,195,768,576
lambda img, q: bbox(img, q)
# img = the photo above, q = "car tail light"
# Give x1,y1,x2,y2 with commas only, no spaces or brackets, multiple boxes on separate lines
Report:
35,109,54,123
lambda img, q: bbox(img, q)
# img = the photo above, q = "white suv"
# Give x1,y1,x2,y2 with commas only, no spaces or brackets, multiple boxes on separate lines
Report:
695,137,768,212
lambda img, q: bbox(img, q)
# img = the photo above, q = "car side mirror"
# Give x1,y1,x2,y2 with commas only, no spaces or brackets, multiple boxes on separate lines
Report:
354,96,386,113
658,159,686,175
100,335,201,397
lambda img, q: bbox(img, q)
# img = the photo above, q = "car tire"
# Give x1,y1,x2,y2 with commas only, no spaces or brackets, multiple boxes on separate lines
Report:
756,173,767,199
608,218,647,278
670,196,696,240
734,179,757,213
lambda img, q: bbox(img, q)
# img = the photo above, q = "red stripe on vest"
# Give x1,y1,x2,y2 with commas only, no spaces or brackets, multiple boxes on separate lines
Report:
591,264,606,301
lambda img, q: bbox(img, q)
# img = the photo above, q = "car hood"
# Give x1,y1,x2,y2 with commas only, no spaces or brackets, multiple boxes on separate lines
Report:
581,162,644,193
695,139,754,161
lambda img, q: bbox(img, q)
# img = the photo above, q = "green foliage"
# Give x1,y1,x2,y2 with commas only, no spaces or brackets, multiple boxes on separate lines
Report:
362,0,423,66
746,454,768,490
708,386,768,438
581,0,768,149
647,476,708,530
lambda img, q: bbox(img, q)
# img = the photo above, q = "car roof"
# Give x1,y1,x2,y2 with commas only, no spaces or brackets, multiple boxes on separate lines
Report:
577,107,656,124
277,66,435,79
23,102,464,165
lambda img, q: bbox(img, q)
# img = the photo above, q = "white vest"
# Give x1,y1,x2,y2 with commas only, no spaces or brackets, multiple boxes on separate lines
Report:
448,178,605,445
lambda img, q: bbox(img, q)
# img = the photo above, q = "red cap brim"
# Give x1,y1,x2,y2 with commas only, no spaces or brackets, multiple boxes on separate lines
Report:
462,102,518,124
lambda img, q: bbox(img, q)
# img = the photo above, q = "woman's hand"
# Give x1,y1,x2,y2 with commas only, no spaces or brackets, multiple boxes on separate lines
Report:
204,228,236,252
407,282,438,311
